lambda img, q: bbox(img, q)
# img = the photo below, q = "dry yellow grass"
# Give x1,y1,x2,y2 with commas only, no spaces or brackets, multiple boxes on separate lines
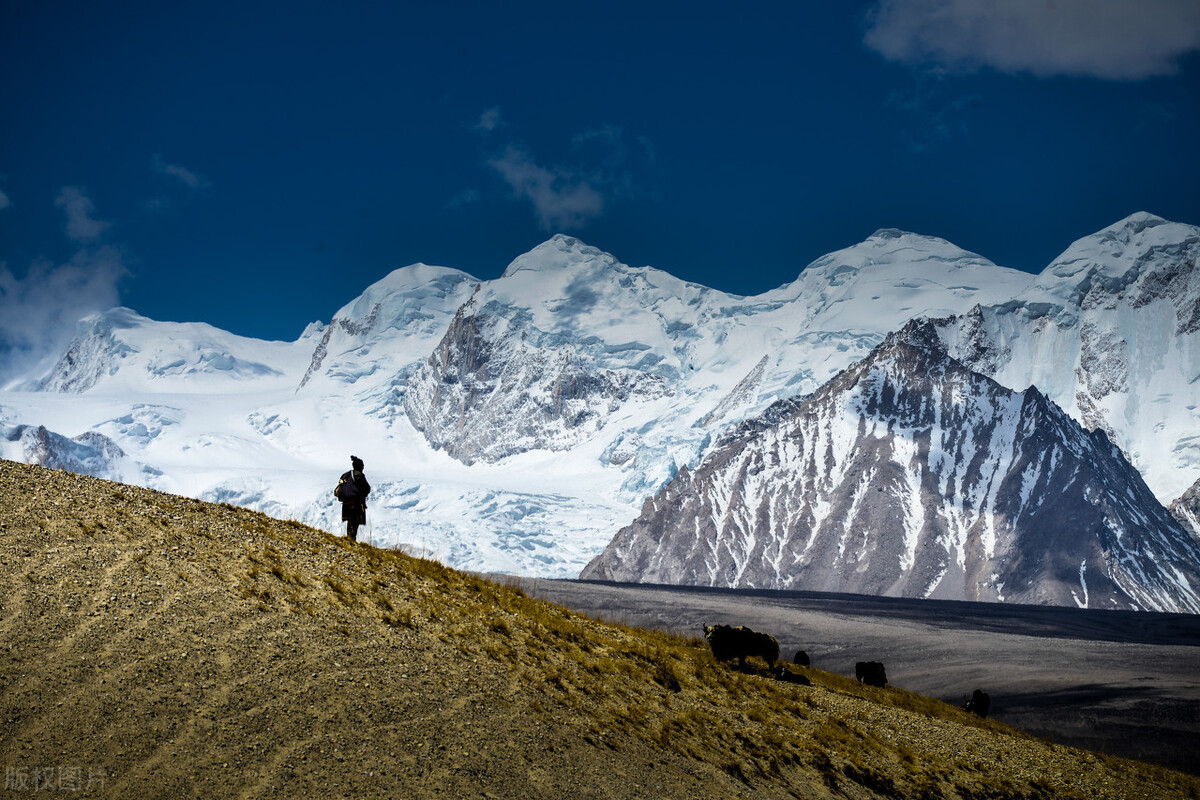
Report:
2,458,1197,799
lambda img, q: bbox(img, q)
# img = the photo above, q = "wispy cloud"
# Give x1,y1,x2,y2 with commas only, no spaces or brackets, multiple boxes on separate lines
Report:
474,107,504,133
0,189,11,210
54,186,111,242
151,154,211,190
489,145,605,231
475,109,658,232
0,250,128,386
864,0,1200,80
0,188,128,386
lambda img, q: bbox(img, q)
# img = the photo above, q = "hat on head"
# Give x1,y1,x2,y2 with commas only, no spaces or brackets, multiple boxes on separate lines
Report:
350,455,364,471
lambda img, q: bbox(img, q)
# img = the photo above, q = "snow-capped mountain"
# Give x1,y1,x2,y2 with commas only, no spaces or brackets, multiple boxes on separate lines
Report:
581,320,1200,613
0,421,154,484
1,216,1197,589
32,307,302,394
403,233,1032,488
296,263,479,396
933,213,1200,503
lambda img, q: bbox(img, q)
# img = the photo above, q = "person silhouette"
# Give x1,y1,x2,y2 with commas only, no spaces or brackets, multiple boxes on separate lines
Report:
334,455,371,542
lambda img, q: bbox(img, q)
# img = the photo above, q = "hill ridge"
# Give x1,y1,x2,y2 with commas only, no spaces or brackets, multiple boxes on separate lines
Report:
2,459,1196,799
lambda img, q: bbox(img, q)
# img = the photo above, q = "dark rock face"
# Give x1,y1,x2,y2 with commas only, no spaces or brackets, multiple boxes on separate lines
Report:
298,306,380,389
582,320,1200,613
404,304,667,465
1170,478,1200,542
3,423,148,482
37,310,138,393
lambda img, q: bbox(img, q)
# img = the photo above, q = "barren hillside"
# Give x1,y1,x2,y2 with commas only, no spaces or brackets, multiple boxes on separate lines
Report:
2,459,1197,799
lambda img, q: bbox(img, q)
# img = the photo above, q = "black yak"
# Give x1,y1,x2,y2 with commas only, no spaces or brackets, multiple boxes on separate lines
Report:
703,624,779,669
855,660,887,688
793,649,810,667
966,689,991,718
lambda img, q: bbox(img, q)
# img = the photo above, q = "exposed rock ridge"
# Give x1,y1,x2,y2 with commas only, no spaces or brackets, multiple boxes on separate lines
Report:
583,319,1200,613
404,302,669,464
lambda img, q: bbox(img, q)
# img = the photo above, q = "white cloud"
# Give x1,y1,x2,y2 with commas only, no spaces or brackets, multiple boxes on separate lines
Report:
0,247,128,386
488,145,605,232
474,107,504,133
0,188,129,385
54,186,110,242
0,189,11,210
151,154,210,190
477,110,658,231
864,0,1200,80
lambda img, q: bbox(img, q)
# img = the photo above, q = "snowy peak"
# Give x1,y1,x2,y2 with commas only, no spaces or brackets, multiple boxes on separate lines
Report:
82,306,145,330
494,234,719,318
583,325,1200,612
1100,210,1170,236
0,420,156,484
37,307,298,394
402,238,693,464
771,228,1033,336
880,316,947,354
333,263,480,321
34,308,143,392
814,227,1000,273
1032,212,1200,301
298,262,478,390
500,234,619,278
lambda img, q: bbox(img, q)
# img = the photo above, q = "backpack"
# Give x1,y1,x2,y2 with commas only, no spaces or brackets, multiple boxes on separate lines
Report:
334,474,361,503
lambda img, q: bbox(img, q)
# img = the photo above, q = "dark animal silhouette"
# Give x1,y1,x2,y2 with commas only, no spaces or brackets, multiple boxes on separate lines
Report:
793,649,810,667
966,689,991,718
855,660,887,687
773,665,811,685
703,624,779,669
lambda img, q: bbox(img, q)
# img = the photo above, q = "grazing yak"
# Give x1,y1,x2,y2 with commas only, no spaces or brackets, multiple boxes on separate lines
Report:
703,624,779,669
966,689,991,718
855,660,887,688
793,649,810,667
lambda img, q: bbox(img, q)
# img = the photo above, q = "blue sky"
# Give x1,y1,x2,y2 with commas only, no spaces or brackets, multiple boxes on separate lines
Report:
1,0,1198,379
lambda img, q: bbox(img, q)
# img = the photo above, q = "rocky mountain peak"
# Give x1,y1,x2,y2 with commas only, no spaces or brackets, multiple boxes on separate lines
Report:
583,322,1200,613
882,317,948,353
35,307,144,392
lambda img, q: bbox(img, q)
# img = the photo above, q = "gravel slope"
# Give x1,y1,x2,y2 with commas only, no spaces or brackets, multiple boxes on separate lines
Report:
2,459,1198,799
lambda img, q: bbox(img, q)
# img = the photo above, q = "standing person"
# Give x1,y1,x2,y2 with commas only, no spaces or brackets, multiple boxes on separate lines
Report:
335,455,371,542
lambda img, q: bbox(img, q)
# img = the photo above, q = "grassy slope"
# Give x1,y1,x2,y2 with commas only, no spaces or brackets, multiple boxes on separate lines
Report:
1,459,1197,799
